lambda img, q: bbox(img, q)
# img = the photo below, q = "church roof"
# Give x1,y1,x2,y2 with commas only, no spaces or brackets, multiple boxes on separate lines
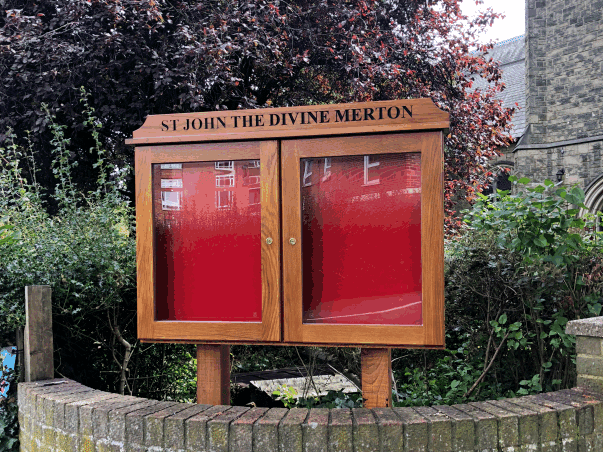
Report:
473,35,526,140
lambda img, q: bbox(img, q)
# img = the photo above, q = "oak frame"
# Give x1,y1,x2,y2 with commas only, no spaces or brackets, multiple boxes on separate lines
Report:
136,141,281,342
132,99,447,347
281,132,445,347
126,98,449,146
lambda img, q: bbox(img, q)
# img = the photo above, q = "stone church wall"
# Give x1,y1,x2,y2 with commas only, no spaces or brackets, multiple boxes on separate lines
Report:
517,0,603,207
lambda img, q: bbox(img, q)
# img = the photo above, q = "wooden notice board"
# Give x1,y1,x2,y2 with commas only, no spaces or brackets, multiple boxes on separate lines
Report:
128,99,448,348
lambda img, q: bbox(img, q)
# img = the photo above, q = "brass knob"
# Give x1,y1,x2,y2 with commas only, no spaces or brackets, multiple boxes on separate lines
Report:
266,237,273,245
289,238,297,245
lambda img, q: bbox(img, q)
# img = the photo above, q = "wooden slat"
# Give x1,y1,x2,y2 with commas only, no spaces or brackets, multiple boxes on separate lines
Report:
281,141,303,342
197,344,230,405
361,348,392,408
421,132,445,346
135,148,155,340
297,324,425,346
260,141,281,342
150,322,266,342
126,99,449,145
141,141,261,162
291,132,431,158
138,338,444,348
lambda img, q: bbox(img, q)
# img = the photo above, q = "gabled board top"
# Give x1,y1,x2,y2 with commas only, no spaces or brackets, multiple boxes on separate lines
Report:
126,98,449,145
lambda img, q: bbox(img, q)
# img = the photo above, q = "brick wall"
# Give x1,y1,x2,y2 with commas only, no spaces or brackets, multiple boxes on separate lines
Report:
18,379,603,451
568,317,603,396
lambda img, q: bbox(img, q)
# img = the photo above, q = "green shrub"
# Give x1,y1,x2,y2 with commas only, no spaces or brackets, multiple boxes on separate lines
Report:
394,177,603,406
0,94,196,403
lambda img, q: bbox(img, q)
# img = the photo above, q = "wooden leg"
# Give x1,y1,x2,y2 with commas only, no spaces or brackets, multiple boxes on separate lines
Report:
196,344,230,405
361,348,392,408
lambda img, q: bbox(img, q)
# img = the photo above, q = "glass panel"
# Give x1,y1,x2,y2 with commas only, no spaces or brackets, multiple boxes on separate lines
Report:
153,160,262,321
301,153,422,325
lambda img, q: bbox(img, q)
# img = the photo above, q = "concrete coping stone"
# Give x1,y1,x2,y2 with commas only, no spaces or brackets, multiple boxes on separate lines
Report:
280,407,308,425
18,378,603,452
566,316,603,337
231,406,269,427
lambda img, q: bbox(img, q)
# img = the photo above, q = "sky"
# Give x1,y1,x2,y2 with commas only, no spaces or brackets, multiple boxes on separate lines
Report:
461,0,526,44
1,347,16,396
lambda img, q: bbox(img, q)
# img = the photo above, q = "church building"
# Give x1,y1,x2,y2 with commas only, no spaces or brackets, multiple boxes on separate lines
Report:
485,0,603,219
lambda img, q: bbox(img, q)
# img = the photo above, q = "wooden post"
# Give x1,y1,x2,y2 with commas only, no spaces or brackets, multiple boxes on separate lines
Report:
196,344,230,405
361,348,392,408
24,286,54,382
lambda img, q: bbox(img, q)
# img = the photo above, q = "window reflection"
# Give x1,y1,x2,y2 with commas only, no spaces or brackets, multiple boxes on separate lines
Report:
303,161,313,187
322,158,332,182
215,161,234,170
161,191,182,211
215,174,235,187
300,153,422,326
249,188,260,206
215,190,233,209
160,163,182,170
363,155,380,186
161,179,183,188
153,160,262,322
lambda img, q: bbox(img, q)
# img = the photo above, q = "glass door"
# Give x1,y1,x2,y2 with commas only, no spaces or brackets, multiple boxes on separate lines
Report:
281,132,444,347
136,140,281,342
153,159,263,322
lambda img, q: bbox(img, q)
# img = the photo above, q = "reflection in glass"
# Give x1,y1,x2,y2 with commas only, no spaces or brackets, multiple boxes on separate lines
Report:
153,160,261,321
161,179,183,189
301,153,422,325
161,191,182,210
